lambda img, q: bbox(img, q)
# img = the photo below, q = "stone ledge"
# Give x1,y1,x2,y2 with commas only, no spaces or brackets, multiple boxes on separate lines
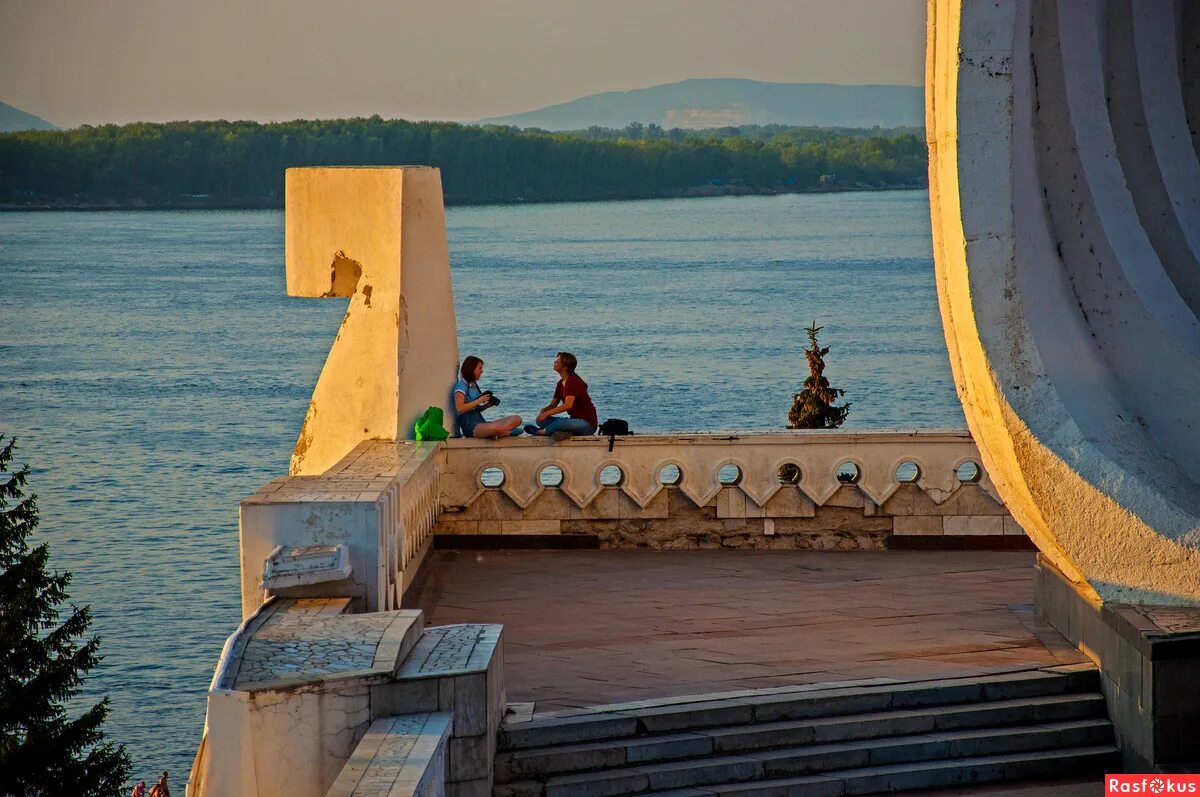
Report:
325,712,452,797
398,624,502,680
227,601,424,692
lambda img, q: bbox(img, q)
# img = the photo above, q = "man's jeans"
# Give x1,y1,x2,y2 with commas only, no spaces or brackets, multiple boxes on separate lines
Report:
538,417,595,436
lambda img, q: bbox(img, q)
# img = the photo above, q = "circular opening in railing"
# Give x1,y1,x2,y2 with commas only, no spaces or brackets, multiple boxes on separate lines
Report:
717,463,743,486
540,465,565,488
836,462,861,484
479,467,505,488
777,463,802,485
895,461,921,483
598,464,624,487
658,464,682,486
956,461,982,483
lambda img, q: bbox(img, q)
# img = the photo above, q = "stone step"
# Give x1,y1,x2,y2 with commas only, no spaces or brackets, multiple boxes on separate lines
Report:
496,720,1112,797
499,667,1098,751
641,745,1119,796
494,693,1106,783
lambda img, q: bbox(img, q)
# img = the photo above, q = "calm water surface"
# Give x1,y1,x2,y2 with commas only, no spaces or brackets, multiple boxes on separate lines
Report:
0,191,963,784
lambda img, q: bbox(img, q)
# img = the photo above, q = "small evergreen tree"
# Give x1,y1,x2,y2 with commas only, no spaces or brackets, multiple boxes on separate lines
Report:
787,322,851,429
0,435,131,796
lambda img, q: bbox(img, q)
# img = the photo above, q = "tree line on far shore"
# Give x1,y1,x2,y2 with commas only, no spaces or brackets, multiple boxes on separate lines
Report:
0,117,927,208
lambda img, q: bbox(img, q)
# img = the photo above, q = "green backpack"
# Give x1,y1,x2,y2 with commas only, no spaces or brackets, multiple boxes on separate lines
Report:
414,406,450,441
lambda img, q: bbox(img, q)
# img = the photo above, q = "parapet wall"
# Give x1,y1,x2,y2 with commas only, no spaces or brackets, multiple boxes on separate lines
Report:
434,431,1025,550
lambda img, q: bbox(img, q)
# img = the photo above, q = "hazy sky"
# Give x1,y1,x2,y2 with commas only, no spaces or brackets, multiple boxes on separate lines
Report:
1,0,925,128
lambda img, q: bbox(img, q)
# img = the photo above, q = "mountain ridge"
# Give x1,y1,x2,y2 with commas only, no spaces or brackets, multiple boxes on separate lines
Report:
1,102,58,132
479,78,923,131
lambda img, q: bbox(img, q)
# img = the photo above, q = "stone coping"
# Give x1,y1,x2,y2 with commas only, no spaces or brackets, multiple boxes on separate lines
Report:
215,598,423,692
396,623,502,680
325,712,452,797
446,429,975,448
243,440,439,505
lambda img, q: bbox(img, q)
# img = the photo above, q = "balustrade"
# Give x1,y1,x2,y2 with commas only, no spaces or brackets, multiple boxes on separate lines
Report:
436,431,1021,548
239,440,440,618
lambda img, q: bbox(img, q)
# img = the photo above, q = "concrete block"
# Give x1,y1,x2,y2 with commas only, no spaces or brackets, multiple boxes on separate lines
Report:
636,700,753,732
449,734,492,782
523,489,578,521
639,756,763,790
866,736,951,765
454,672,489,736
438,520,480,535
938,484,1007,516
492,782,543,797
571,488,621,520
446,778,491,797
894,516,944,536
545,769,649,797
716,488,747,519
625,733,713,763
762,487,816,519
460,489,523,522
751,689,893,722
372,679,439,714
824,485,865,509
500,520,561,535
1002,516,1026,536
495,744,626,782
714,776,843,797
439,677,456,711
754,744,869,776
943,515,1005,536
500,715,639,750
708,721,815,752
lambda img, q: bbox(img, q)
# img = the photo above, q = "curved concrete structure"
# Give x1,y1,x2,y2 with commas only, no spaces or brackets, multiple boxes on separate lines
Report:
285,167,459,476
927,0,1200,604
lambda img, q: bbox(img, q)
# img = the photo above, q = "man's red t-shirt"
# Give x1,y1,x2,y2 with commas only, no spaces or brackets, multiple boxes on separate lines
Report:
554,374,598,428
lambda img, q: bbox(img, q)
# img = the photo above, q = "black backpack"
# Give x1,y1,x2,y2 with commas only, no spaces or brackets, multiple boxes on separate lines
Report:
598,418,631,451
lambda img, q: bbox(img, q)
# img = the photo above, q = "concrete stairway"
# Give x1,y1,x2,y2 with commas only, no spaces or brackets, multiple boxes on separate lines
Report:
493,666,1117,796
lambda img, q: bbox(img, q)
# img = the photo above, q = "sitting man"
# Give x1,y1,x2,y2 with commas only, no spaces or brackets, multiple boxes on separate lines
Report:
526,351,598,441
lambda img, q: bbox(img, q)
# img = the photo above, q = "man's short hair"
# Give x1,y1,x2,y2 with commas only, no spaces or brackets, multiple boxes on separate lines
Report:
556,351,577,374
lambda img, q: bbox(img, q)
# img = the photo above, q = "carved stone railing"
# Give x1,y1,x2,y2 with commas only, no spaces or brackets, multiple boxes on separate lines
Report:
435,431,1025,549
239,440,440,619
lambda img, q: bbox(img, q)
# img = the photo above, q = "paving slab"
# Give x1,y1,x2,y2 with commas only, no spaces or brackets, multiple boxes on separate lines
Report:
405,550,1084,715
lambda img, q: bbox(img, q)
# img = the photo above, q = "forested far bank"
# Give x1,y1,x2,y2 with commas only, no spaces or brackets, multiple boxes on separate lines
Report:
0,117,928,209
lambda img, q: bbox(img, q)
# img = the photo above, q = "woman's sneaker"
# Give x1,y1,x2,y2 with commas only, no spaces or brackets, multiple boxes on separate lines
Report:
524,424,541,435
551,430,573,442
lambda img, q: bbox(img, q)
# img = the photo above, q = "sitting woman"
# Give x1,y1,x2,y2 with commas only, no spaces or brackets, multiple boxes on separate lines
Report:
453,355,524,438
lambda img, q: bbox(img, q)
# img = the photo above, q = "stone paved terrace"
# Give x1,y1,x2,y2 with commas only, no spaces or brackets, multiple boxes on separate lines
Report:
405,549,1085,714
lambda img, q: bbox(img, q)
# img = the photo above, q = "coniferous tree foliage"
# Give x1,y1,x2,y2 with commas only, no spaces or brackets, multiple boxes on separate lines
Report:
0,436,131,796
787,322,851,429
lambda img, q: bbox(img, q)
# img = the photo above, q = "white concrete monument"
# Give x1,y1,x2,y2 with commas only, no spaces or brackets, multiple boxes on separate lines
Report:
285,167,459,476
928,0,1200,765
927,0,1200,606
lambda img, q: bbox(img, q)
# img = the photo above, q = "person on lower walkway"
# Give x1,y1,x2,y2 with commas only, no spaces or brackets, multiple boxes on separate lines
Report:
149,772,169,797
453,355,524,439
526,351,598,441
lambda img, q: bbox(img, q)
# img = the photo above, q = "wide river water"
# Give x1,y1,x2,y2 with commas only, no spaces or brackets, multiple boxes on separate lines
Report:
0,190,963,784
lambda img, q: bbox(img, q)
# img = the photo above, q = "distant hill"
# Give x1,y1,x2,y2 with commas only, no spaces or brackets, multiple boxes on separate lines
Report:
0,102,57,132
479,78,923,131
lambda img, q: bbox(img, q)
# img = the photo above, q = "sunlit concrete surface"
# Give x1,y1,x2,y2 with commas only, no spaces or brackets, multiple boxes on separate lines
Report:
927,0,1200,604
285,166,459,476
406,549,1083,714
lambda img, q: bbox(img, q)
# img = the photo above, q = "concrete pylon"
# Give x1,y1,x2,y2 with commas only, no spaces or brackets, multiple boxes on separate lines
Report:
927,0,1200,606
285,167,459,476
